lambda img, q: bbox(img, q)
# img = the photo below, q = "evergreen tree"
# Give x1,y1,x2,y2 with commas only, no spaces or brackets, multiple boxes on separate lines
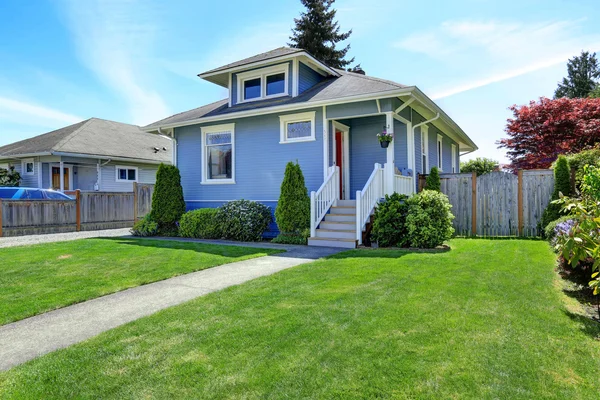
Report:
289,0,355,69
150,164,186,234
555,51,600,99
590,84,600,98
275,161,310,235
425,167,441,192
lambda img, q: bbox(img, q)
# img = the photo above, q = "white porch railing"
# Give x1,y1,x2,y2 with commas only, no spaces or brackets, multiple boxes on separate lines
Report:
310,166,340,237
394,174,413,196
356,163,384,245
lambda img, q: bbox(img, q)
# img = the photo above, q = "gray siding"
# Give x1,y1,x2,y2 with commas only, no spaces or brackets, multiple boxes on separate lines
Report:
42,163,50,188
100,162,158,192
298,62,323,93
76,165,98,191
12,159,39,187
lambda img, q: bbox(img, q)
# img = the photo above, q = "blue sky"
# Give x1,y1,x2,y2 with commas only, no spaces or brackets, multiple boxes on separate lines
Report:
0,0,599,163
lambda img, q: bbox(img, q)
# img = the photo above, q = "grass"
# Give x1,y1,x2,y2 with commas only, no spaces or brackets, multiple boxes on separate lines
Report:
0,238,281,325
2,239,600,399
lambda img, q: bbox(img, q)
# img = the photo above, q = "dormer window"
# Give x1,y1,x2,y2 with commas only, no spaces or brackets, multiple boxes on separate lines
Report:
237,64,288,103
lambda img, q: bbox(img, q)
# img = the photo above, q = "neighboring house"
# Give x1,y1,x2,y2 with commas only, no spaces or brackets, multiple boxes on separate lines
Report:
0,118,171,192
144,47,477,248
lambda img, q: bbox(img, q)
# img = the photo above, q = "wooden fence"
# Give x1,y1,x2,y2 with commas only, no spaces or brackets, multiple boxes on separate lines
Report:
0,183,154,237
418,170,554,237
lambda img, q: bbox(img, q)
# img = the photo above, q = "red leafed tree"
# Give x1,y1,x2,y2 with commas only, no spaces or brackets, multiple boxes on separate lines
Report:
498,97,600,170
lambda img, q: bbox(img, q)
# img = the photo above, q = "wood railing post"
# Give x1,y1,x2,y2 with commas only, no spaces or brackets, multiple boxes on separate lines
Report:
517,169,523,236
471,171,477,236
133,181,138,222
75,189,81,232
0,198,3,237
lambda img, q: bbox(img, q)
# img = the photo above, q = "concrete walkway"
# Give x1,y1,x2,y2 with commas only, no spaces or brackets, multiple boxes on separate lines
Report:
0,228,131,248
0,239,343,371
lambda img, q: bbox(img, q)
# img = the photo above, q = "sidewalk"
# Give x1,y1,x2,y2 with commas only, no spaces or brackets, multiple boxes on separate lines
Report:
0,228,131,248
0,239,343,371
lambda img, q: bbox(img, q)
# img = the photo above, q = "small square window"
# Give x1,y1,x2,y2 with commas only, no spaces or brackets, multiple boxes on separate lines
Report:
22,159,34,175
116,166,137,182
279,112,316,144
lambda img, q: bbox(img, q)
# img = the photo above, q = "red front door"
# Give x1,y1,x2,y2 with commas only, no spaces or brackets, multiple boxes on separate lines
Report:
335,130,343,199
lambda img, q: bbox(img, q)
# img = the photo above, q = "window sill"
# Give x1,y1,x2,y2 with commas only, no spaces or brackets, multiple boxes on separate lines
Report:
201,180,236,185
238,92,289,104
279,138,316,144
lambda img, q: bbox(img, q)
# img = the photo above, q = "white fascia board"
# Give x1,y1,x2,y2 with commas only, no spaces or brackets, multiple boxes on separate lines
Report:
0,152,52,160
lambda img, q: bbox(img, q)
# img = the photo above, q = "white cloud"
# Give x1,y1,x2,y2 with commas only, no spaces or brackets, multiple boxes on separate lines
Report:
62,0,170,125
0,97,82,126
395,19,600,98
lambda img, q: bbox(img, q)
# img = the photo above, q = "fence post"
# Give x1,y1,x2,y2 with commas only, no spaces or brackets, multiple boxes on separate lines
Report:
471,171,477,236
517,169,523,236
133,181,138,222
75,189,81,232
0,198,3,238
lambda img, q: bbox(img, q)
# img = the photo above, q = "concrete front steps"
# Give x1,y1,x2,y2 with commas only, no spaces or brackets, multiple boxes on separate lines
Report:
308,200,359,249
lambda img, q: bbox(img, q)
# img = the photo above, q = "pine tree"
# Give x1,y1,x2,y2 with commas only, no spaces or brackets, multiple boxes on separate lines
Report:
150,164,186,234
555,51,600,99
275,162,310,235
289,0,355,69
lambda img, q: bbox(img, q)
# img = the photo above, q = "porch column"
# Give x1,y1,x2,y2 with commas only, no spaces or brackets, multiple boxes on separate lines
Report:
59,161,65,192
322,106,329,180
385,112,395,195
95,160,101,191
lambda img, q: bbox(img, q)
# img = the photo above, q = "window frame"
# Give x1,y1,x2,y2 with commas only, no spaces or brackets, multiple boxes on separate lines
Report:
421,126,429,172
451,144,457,173
115,165,138,182
200,123,236,185
437,134,444,172
279,111,316,144
237,64,289,104
22,158,35,176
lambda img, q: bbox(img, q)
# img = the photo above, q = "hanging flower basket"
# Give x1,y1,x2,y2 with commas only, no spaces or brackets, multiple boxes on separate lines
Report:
377,127,393,148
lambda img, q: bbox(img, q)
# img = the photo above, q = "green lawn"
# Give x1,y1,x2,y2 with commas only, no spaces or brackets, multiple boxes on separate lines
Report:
2,239,600,399
0,238,280,325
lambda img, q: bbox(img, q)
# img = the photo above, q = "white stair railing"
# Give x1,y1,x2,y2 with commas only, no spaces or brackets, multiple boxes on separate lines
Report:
356,163,384,245
310,166,340,237
394,174,414,196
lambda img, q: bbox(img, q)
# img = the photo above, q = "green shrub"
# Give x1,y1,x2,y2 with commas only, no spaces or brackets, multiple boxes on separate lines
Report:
564,147,600,189
275,162,310,235
425,167,441,192
216,200,272,242
544,215,575,242
150,164,186,234
0,166,20,187
405,190,454,248
130,214,158,237
371,193,409,247
179,209,221,239
540,155,572,234
271,229,310,245
460,157,498,176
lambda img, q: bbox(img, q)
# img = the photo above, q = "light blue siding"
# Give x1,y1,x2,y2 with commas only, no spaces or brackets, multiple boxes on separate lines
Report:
347,115,387,197
75,165,98,191
327,100,379,120
231,61,293,106
394,120,408,171
42,163,49,188
299,62,323,93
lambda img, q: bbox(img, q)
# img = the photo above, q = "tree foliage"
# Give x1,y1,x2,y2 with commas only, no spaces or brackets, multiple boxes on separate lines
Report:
460,157,498,176
498,97,600,170
289,0,355,69
0,166,20,187
555,51,600,99
590,85,600,99
540,155,572,234
150,164,186,234
371,193,409,247
274,161,310,236
425,167,441,192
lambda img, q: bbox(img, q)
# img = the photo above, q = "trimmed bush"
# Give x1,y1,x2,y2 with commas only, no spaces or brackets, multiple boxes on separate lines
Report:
179,209,221,239
564,147,600,189
540,155,572,234
131,214,158,237
371,193,409,247
271,228,310,245
150,164,186,235
216,200,272,242
274,162,310,241
405,190,454,248
426,167,441,192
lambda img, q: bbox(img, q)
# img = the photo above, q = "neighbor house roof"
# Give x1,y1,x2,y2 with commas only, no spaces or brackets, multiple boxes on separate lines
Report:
0,118,172,163
145,70,411,130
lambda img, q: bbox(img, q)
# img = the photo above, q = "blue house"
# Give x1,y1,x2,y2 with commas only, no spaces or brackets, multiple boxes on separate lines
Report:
144,47,477,248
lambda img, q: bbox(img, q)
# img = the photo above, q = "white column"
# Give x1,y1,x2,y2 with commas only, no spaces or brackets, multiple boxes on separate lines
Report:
59,161,65,192
385,112,395,195
37,160,43,188
322,106,329,180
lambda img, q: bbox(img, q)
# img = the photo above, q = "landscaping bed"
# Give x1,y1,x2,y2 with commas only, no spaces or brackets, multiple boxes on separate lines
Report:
1,239,598,398
0,238,281,325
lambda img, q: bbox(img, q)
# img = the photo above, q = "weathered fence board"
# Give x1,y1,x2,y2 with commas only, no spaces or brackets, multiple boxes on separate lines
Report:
439,173,473,236
0,184,154,237
476,172,519,236
521,170,554,237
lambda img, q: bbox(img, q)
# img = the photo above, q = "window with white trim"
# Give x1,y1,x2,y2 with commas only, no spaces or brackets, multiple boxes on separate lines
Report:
421,126,429,172
201,123,235,184
22,158,34,175
451,144,457,173
237,64,288,103
437,134,443,171
279,111,316,143
116,166,138,182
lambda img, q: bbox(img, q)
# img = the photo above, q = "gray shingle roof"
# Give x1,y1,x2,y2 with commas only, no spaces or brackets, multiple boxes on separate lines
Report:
200,47,304,76
0,118,171,163
144,70,412,129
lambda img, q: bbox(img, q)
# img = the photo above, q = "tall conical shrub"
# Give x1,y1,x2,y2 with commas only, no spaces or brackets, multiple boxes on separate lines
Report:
274,162,310,236
541,155,571,234
426,167,441,192
150,164,186,234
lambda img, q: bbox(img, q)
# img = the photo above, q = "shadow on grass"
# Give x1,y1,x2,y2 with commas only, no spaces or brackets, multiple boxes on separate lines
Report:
562,310,600,339
326,249,414,260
